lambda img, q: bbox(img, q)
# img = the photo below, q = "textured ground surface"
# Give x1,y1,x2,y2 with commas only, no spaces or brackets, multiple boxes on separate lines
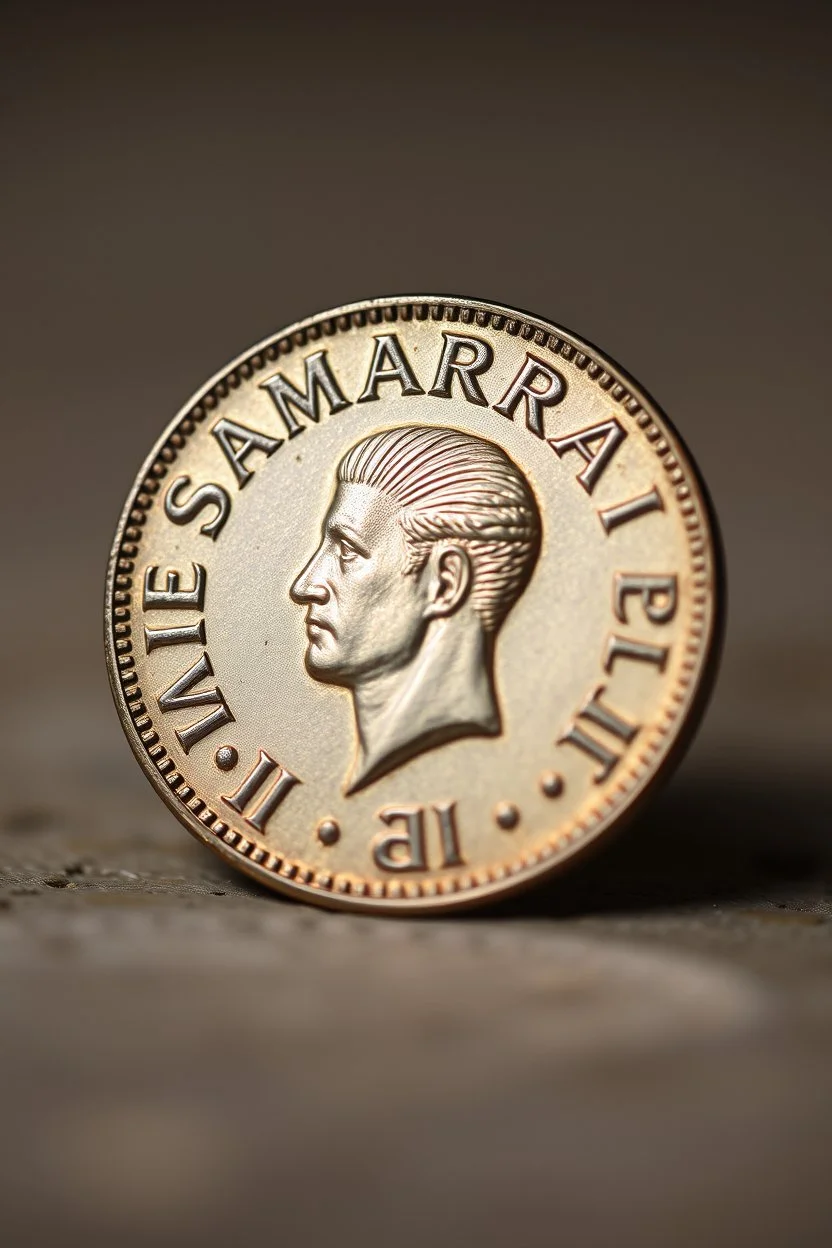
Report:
2,664,831,1248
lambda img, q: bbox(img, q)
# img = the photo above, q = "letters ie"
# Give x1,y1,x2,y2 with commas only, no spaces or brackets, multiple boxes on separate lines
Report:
144,563,236,754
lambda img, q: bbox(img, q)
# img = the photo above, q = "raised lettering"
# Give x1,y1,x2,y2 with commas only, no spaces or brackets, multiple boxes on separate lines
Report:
212,418,282,489
163,474,230,539
373,806,427,872
559,725,621,784
163,476,231,539
598,488,663,533
372,802,466,872
549,418,626,495
613,573,678,625
221,748,299,833
157,652,235,753
559,684,638,782
603,634,669,674
357,334,423,402
434,801,464,868
578,686,639,742
143,564,206,611
260,349,350,439
144,620,206,652
429,333,493,406
493,353,566,438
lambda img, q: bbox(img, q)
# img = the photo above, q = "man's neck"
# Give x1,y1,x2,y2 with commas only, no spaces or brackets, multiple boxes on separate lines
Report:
345,620,499,793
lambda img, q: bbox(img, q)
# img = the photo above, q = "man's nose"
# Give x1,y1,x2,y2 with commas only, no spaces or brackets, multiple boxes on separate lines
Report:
290,551,329,604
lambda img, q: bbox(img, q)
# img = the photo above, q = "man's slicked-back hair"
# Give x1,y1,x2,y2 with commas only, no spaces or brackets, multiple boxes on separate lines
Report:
337,424,541,632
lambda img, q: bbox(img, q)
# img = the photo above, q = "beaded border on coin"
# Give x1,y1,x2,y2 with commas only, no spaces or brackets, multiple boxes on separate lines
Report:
104,295,721,912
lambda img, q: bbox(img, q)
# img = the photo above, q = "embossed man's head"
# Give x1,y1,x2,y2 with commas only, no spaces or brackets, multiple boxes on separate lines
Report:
290,424,541,692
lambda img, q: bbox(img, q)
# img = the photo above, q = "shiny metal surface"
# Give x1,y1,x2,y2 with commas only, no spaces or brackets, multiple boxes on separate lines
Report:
105,296,722,911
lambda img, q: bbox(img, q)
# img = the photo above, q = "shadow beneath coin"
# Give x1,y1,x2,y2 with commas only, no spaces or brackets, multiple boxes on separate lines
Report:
490,766,832,920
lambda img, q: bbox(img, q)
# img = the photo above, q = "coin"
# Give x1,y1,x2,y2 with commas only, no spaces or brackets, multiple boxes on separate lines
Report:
105,296,722,912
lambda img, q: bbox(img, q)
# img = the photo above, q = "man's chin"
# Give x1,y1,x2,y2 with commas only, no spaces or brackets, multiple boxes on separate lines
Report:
304,645,349,686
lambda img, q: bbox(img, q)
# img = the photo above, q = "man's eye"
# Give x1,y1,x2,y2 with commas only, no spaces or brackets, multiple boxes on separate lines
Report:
339,542,358,563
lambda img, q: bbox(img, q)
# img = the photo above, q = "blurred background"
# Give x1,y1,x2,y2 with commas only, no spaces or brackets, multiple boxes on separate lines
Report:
1,2,830,1245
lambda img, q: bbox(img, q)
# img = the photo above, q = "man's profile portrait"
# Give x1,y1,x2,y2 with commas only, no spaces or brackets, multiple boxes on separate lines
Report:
290,424,542,793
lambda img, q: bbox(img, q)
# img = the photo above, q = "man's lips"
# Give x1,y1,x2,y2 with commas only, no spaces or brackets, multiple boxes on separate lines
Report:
306,614,335,637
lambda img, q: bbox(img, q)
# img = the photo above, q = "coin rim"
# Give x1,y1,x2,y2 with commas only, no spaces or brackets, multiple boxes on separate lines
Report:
104,294,725,913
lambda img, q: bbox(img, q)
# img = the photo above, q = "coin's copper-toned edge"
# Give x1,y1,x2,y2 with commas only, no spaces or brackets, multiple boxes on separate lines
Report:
104,295,723,914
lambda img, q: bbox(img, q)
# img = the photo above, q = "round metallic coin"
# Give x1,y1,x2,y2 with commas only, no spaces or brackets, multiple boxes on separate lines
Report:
105,296,723,912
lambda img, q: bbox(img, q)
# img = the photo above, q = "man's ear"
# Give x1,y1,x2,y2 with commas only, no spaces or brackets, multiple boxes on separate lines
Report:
423,544,472,620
